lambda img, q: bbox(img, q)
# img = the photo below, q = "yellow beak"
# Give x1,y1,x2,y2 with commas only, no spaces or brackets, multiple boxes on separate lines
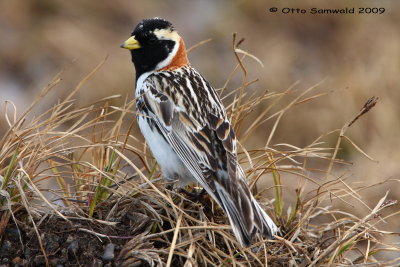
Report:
120,36,141,50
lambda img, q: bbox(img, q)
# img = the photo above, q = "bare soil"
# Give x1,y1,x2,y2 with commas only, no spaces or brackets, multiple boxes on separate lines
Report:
0,196,168,267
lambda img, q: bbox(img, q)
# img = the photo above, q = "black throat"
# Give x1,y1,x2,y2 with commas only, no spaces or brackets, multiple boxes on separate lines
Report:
131,40,175,81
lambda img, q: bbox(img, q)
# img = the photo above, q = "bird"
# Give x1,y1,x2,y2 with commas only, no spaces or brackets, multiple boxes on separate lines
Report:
121,17,278,247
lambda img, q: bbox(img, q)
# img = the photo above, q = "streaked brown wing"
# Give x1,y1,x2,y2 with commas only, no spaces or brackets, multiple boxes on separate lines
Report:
140,70,237,192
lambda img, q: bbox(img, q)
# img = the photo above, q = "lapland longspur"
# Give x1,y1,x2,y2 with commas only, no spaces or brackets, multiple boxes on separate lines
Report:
121,18,278,246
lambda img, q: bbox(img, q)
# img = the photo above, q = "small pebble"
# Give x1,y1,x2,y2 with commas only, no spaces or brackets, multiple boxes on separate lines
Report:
66,235,74,243
102,243,115,261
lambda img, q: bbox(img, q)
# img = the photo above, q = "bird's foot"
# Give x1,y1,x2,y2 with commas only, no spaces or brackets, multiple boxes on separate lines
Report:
166,184,174,191
179,188,206,202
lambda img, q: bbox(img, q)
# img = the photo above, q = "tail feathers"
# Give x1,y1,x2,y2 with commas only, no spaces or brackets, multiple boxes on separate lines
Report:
214,182,278,247
252,198,279,239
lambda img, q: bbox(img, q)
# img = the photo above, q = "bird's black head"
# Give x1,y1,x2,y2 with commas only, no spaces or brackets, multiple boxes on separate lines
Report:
121,18,187,80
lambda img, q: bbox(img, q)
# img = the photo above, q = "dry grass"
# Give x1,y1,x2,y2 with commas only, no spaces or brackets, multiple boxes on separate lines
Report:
0,40,399,266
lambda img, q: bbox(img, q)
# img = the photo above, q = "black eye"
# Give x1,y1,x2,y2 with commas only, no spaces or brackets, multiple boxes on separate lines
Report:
148,37,157,44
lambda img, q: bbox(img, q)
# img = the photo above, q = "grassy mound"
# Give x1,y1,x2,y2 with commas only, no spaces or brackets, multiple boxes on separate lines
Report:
0,43,398,266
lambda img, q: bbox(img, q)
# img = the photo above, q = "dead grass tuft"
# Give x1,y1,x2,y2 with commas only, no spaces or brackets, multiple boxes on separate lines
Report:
0,39,399,266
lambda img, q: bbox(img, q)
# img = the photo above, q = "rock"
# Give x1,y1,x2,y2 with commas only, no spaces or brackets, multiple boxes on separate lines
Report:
102,243,115,262
66,235,74,243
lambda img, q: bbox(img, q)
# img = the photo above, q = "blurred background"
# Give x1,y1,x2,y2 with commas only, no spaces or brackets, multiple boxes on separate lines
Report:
0,0,399,225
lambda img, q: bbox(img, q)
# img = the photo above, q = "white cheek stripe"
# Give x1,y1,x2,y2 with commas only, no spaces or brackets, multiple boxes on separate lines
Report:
153,29,181,70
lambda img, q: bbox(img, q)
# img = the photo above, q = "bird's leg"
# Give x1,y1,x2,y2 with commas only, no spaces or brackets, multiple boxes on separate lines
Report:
179,187,206,201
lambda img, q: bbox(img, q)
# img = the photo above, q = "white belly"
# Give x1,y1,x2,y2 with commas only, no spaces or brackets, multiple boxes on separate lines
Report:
138,116,196,186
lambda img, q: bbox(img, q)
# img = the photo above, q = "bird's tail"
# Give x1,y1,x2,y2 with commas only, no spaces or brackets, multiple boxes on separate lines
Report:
213,179,279,247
